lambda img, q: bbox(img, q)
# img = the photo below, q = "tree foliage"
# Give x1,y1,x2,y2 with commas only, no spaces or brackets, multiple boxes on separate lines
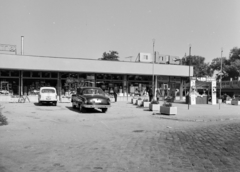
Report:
209,47,240,80
99,51,119,61
181,55,213,77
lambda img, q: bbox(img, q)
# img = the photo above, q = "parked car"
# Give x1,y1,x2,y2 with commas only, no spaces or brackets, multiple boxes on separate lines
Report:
38,87,58,106
71,87,111,113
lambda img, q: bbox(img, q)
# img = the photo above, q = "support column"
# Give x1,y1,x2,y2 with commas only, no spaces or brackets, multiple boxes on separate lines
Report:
180,78,183,100
20,71,23,96
154,75,157,100
58,72,62,102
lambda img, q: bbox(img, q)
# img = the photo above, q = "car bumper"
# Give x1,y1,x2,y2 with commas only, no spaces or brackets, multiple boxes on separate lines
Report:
39,99,57,102
83,104,111,108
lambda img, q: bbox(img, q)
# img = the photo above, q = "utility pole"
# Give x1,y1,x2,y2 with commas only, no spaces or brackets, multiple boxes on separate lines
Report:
219,48,223,109
152,39,155,100
188,44,191,110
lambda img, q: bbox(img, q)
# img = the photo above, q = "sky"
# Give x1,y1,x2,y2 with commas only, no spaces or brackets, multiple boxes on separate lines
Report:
0,0,240,62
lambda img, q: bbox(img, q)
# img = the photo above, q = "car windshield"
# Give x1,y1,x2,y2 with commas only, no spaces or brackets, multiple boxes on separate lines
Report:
41,89,55,93
82,88,104,95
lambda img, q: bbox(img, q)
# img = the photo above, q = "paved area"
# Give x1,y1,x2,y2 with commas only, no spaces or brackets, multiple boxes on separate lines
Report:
0,101,240,172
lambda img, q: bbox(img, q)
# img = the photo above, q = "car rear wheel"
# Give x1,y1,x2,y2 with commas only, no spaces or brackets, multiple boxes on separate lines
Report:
53,102,57,106
79,103,86,113
101,108,108,113
72,103,76,109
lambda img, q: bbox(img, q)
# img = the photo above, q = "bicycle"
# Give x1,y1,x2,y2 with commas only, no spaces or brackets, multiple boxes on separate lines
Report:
18,95,30,103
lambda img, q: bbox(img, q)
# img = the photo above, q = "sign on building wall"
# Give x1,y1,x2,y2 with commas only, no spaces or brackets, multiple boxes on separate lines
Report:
0,44,17,54
211,81,217,105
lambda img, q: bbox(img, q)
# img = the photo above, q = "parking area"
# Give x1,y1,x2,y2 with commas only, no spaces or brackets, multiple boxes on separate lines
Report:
1,101,240,172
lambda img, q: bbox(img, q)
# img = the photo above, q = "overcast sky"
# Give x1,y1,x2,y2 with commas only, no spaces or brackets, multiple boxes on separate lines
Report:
0,0,239,62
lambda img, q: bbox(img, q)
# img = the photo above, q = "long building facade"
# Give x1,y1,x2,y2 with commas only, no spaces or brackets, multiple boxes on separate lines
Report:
0,53,193,100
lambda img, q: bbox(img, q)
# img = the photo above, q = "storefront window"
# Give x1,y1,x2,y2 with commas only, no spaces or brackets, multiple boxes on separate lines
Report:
0,78,19,95
10,71,19,77
96,81,123,95
112,74,123,80
128,82,151,96
0,70,10,77
42,72,51,78
96,74,104,80
51,72,58,78
128,75,151,81
104,74,112,80
32,72,41,78
23,71,31,77
79,73,87,79
23,79,57,95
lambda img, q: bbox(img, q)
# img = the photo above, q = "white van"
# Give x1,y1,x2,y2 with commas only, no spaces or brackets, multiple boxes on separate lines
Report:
38,87,58,106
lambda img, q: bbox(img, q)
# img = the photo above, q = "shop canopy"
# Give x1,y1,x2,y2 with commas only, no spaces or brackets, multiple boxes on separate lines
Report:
184,80,211,89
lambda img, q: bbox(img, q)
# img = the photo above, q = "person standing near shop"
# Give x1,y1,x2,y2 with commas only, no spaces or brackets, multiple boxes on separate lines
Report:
156,88,161,101
147,87,153,101
113,88,118,102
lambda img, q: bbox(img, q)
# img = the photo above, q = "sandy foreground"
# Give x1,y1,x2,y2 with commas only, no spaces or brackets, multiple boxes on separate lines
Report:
0,101,240,172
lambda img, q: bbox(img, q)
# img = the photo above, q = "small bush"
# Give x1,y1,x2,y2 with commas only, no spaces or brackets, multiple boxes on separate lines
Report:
150,100,159,104
163,102,172,107
142,98,149,102
0,106,8,126
0,113,8,125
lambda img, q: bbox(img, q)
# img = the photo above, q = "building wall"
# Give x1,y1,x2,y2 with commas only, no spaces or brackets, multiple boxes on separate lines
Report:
0,53,193,76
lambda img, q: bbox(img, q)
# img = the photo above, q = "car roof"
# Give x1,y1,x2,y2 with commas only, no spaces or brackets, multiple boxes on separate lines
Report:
40,87,56,90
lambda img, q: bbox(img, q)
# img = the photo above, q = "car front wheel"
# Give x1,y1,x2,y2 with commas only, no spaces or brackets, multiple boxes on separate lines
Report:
79,103,86,113
72,103,76,109
101,108,108,113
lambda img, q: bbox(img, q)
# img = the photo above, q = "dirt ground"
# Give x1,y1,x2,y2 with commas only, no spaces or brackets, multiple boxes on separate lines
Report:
1,101,240,172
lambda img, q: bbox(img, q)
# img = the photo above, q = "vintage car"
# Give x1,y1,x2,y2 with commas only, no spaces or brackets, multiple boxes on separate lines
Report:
38,87,58,106
71,87,111,113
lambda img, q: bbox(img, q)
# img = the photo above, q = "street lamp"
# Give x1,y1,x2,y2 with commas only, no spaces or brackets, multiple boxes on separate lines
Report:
152,39,155,100
188,44,191,110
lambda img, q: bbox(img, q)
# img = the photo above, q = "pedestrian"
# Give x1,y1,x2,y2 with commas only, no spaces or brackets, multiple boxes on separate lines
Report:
156,88,160,101
147,87,153,102
113,89,118,102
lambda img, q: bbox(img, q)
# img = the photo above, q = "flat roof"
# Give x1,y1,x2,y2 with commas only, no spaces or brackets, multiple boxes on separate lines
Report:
0,53,193,77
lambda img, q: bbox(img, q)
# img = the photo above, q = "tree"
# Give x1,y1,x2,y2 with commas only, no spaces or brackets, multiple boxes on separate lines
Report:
229,47,240,62
181,55,212,77
99,51,119,61
209,47,240,81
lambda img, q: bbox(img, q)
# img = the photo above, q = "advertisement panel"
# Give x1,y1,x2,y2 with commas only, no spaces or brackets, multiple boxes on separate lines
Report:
190,80,196,105
211,81,217,105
